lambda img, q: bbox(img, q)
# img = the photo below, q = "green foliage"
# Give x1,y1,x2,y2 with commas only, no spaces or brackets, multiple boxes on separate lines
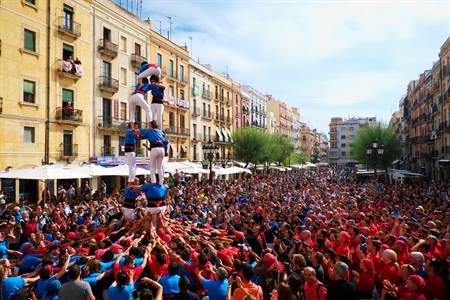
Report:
233,128,296,166
283,151,310,166
351,124,400,169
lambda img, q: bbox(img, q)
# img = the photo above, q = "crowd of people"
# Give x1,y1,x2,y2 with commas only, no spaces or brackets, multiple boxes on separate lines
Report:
0,167,448,300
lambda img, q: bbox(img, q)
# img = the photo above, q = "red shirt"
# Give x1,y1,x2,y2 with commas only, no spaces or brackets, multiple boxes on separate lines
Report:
23,222,37,237
357,272,374,294
424,275,446,300
113,262,143,282
148,257,170,277
378,262,398,283
304,279,327,300
399,291,426,300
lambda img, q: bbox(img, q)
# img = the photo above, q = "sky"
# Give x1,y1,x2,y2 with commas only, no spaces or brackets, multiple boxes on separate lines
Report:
133,0,450,134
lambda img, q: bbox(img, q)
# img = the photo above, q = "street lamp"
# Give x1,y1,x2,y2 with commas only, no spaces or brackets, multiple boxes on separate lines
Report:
202,140,218,184
366,138,384,177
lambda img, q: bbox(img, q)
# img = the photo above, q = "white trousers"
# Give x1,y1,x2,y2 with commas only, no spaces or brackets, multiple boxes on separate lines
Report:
151,103,164,130
149,147,165,184
125,152,136,183
129,93,152,123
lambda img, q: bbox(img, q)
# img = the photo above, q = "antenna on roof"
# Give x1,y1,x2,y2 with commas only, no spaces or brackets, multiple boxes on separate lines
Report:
159,20,162,35
188,36,193,58
166,16,172,40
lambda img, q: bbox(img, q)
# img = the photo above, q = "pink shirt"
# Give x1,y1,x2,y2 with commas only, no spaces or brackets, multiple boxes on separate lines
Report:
304,279,327,300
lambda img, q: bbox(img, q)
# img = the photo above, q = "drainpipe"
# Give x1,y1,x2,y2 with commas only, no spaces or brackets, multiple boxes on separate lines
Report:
44,0,51,164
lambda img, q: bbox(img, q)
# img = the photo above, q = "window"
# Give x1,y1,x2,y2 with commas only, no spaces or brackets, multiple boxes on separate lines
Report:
193,124,197,137
25,0,36,4
119,137,125,156
120,67,127,85
24,29,36,52
227,91,229,101
169,112,175,127
180,89,185,100
63,5,73,31
103,61,111,81
341,151,346,157
192,77,196,87
103,27,111,41
203,125,206,141
215,86,218,99
193,99,197,112
62,89,74,107
120,102,127,120
168,86,174,97
169,59,174,77
63,130,73,156
62,43,74,60
157,53,162,68
341,143,346,147
24,127,35,143
180,65,184,81
193,145,197,161
208,104,211,115
120,36,127,52
23,80,36,103
180,114,185,129
134,43,141,55
203,103,206,115
208,127,211,141
341,135,346,139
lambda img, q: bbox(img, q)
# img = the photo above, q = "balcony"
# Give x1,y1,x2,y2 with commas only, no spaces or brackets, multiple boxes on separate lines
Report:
176,98,190,110
56,59,82,80
97,116,127,132
167,70,177,82
164,126,190,137
97,39,118,59
60,143,78,159
56,17,81,38
55,107,83,125
202,111,213,120
130,53,146,69
101,146,116,156
98,76,119,93
179,77,188,86
192,133,202,141
202,90,211,99
191,107,201,117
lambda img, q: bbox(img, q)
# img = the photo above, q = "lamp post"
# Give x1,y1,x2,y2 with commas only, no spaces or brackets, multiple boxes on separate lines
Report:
366,139,384,177
202,140,218,184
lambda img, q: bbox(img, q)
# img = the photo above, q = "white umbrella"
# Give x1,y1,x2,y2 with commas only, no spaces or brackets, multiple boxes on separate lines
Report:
63,164,118,177
108,164,151,176
0,165,91,180
183,167,210,174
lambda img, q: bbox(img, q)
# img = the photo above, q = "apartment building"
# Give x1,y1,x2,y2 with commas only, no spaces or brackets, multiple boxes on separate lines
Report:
290,107,301,151
241,85,267,130
328,117,377,165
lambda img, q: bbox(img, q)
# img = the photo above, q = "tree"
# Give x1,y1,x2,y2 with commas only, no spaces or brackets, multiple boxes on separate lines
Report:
351,124,400,169
284,151,310,166
233,127,268,167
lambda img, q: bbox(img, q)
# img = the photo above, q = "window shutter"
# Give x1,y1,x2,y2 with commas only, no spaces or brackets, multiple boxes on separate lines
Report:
63,43,74,52
23,80,35,94
62,89,73,103
24,30,35,52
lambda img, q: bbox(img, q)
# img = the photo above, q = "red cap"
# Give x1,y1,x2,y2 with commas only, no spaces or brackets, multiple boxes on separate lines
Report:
95,232,105,242
408,275,425,290
79,248,89,255
67,232,77,240
162,234,171,244
110,244,123,254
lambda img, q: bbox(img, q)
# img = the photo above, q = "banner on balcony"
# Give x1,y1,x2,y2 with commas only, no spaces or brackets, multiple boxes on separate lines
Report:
177,98,190,109
164,95,175,105
92,156,150,167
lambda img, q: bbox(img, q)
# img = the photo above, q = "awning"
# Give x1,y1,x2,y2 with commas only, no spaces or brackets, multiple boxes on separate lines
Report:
226,128,233,142
216,128,223,142
438,159,450,164
181,144,187,152
169,144,178,158
221,128,228,142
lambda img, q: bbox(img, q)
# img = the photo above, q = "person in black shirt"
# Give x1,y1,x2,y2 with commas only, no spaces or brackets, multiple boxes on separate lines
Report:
173,275,200,300
325,262,359,300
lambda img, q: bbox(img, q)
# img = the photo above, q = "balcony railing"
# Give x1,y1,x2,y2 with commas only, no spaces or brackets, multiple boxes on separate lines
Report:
98,76,119,93
191,107,201,117
60,143,78,158
97,116,127,131
101,146,116,156
97,39,118,58
56,59,82,79
202,111,214,120
164,126,190,137
179,77,188,85
130,53,146,69
55,107,83,124
56,17,81,38
202,90,211,99
192,133,202,141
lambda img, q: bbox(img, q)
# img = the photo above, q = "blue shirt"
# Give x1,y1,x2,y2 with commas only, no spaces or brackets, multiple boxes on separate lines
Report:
2,276,25,300
201,278,228,300
84,272,100,288
159,274,180,295
141,184,167,200
140,129,166,142
107,283,133,300
148,84,165,98
36,277,59,299
19,254,41,271
124,188,137,200
0,240,8,259
134,83,153,96
100,260,115,272
125,129,137,145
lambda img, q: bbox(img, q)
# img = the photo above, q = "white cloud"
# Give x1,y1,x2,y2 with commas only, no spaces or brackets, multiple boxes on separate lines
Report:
141,0,450,132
